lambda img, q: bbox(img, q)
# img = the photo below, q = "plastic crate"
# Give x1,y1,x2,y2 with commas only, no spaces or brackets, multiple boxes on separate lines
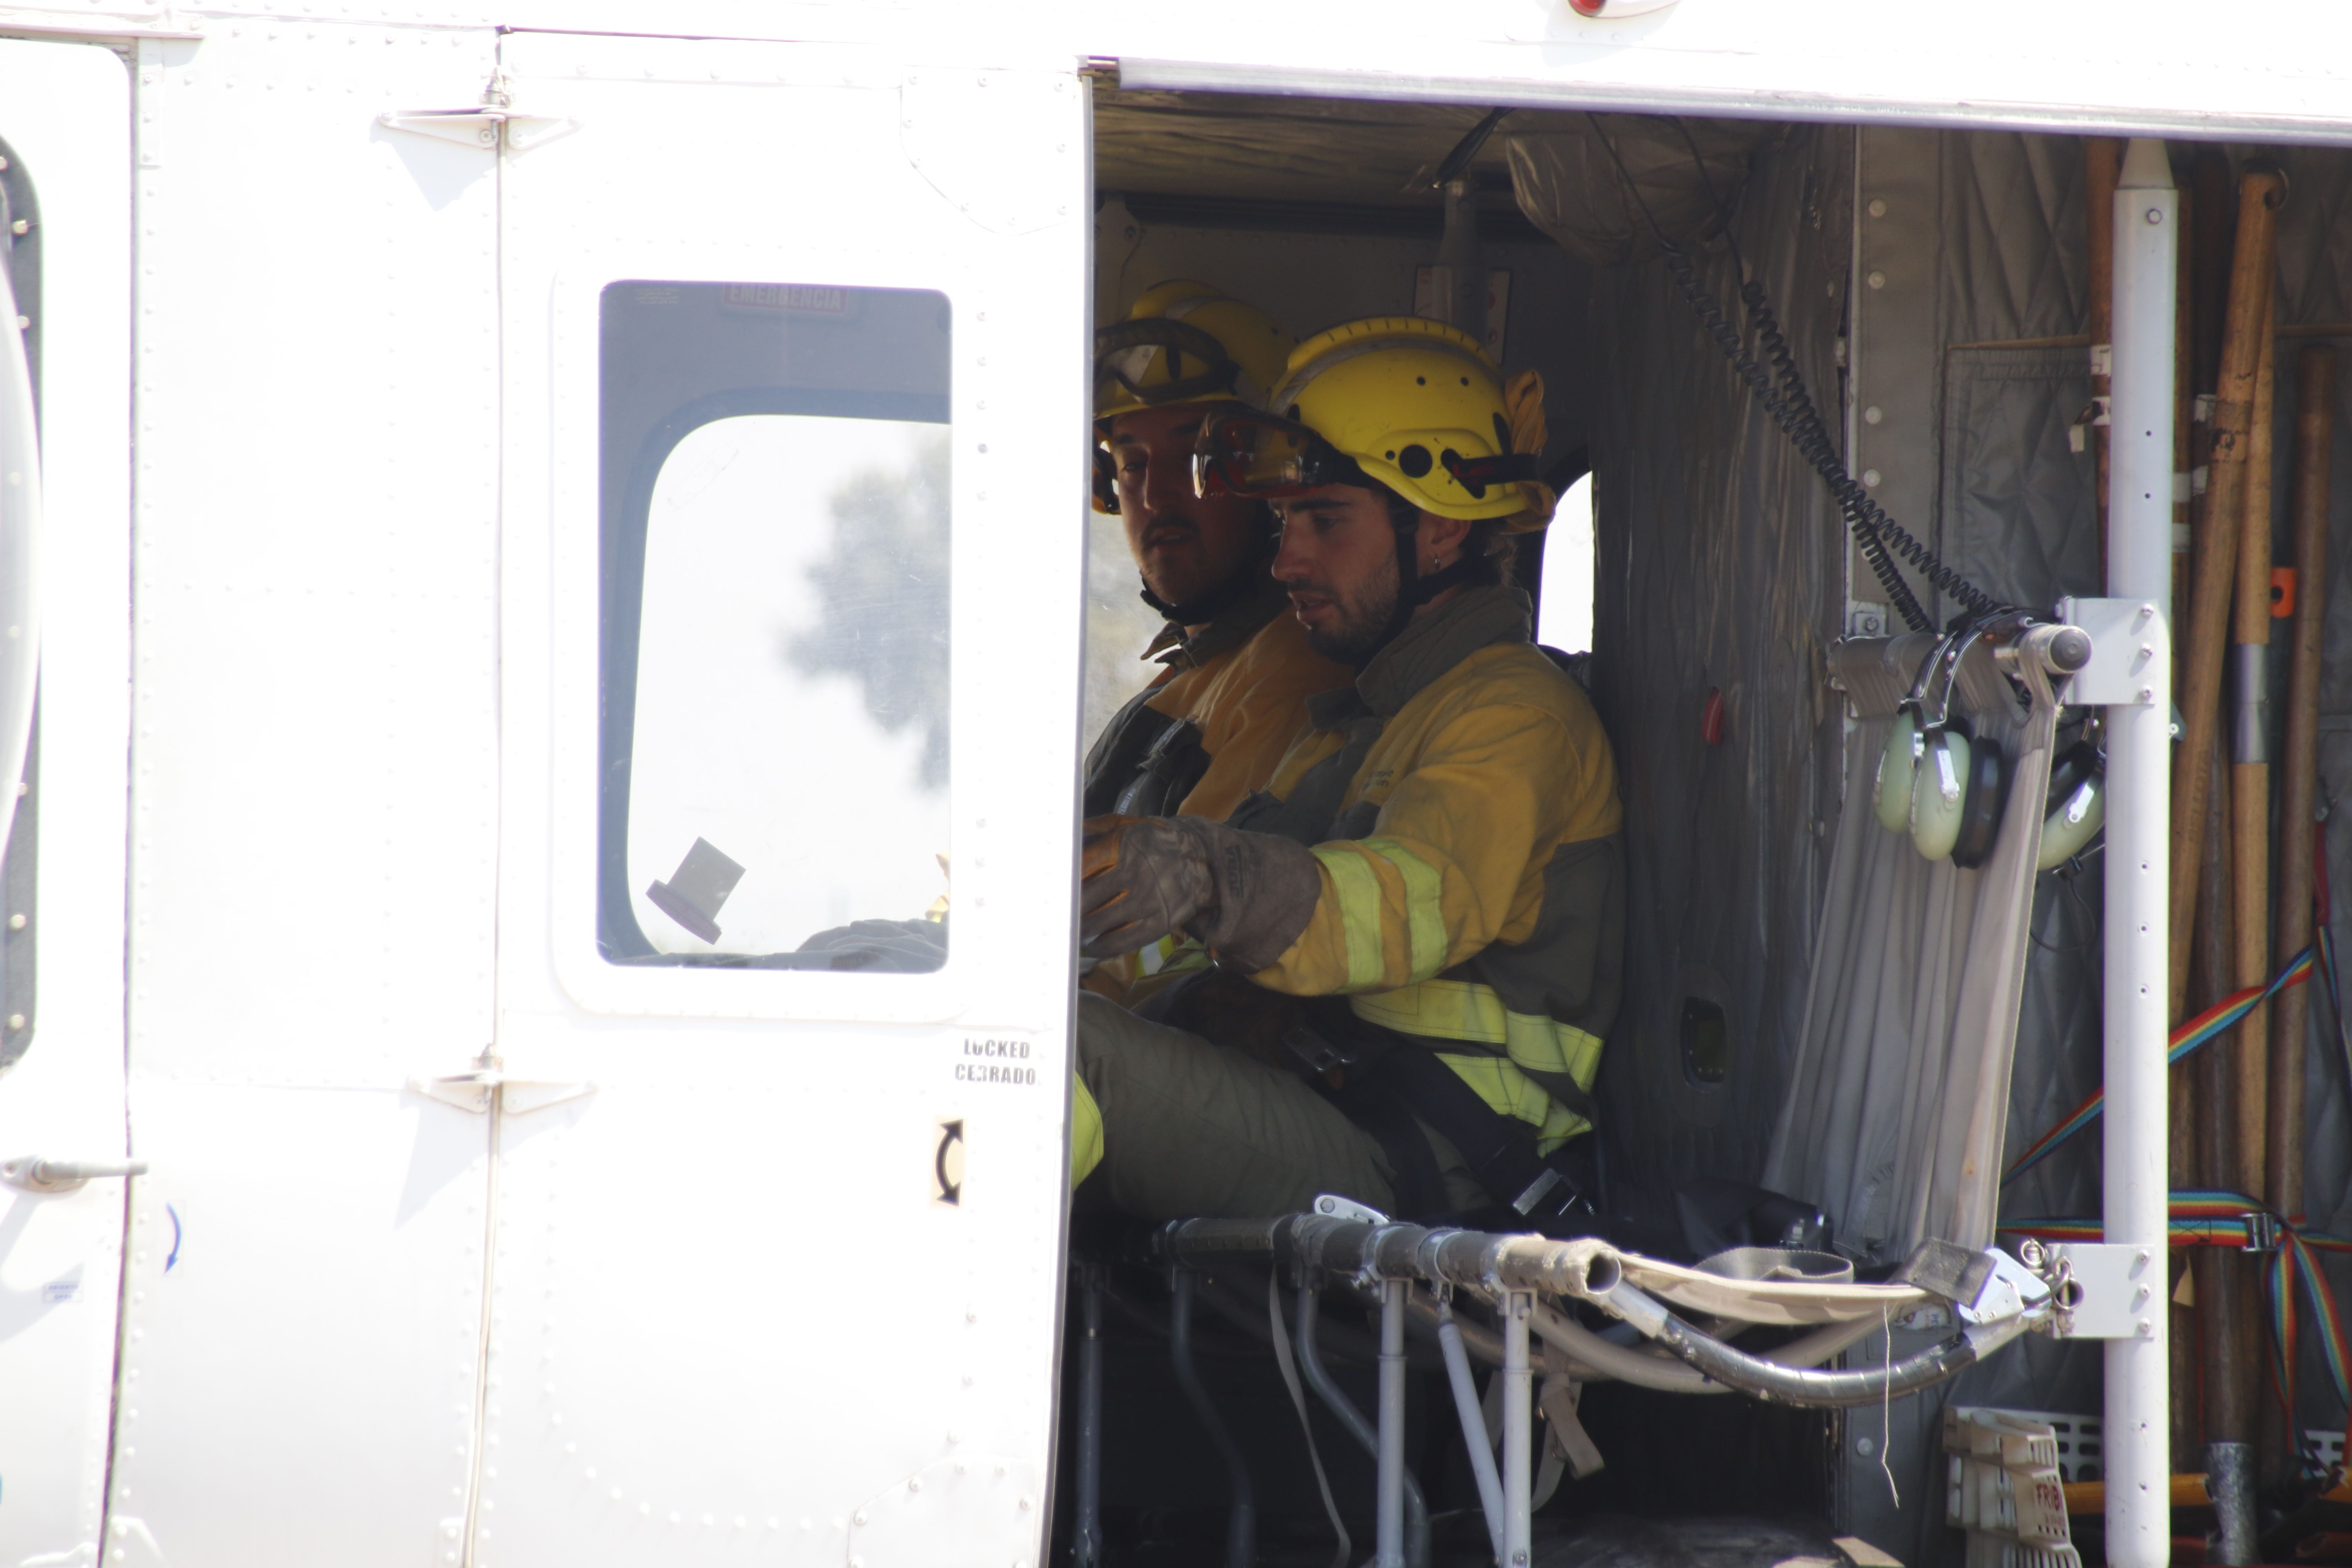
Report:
1951,1405,2103,1483
1962,1532,2085,1568
1944,1408,2061,1472
1947,1456,2071,1544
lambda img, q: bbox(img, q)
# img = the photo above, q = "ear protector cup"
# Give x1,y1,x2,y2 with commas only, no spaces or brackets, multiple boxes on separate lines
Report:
1947,728,2011,870
1909,719,2011,866
2036,740,2106,871
1875,711,1921,832
1909,726,1970,861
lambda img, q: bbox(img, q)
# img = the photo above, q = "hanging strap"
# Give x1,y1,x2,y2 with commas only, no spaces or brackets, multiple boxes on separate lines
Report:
1267,1269,1351,1568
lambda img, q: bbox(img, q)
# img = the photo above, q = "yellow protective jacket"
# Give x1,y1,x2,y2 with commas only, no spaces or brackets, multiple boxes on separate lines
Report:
1080,573,1351,1004
1081,573,1352,824
1236,584,1624,1147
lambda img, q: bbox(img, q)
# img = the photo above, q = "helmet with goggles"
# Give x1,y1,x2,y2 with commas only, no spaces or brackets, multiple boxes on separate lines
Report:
1093,282,1294,517
1194,317,1553,530
1093,281,1294,426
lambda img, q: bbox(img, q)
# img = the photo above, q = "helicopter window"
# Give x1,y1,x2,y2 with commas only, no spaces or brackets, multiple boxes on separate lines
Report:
597,282,953,969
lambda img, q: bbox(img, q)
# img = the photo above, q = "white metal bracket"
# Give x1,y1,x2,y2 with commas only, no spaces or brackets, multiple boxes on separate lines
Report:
1953,1247,2054,1326
2053,595,2167,706
410,1067,595,1116
378,109,579,152
2047,1241,2160,1339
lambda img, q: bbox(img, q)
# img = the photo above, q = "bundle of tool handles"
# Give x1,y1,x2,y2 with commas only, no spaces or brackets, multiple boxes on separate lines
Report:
1067,1214,2059,1568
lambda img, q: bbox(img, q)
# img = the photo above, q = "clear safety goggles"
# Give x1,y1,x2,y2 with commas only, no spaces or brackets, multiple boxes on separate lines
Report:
1189,407,1367,500
1093,318,1242,412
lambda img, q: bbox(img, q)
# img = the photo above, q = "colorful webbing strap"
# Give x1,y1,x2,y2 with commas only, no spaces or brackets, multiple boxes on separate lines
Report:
1996,1191,2352,1417
2001,946,2316,1185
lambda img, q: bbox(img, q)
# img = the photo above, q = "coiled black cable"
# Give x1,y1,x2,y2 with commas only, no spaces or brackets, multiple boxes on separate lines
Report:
1584,114,2011,633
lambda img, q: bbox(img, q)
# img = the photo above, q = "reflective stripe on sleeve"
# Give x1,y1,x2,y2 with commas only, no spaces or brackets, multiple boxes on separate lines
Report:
1311,844,1388,990
1071,1073,1105,1187
1436,1054,1591,1150
1359,836,1447,982
1138,935,1211,979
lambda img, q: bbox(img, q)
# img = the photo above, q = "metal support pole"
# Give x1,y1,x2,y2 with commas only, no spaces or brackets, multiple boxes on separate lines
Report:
1170,1270,1256,1568
1503,1290,1534,1568
2107,135,2178,1568
1378,1280,1409,1568
1073,1266,1104,1568
1296,1281,1428,1568
1433,176,1486,345
1436,1294,1506,1565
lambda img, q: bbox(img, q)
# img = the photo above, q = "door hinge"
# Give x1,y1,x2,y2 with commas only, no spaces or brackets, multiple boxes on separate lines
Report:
378,107,578,152
410,1063,595,1116
0,1156,148,1194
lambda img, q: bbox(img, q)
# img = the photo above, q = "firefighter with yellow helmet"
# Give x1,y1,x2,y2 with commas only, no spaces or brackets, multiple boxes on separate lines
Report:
1081,282,1352,998
1069,318,1624,1226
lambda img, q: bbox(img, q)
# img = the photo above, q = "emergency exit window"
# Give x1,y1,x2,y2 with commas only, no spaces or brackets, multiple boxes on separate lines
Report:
599,282,953,969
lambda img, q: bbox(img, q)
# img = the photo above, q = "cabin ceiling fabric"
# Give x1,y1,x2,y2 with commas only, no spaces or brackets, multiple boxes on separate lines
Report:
1507,116,1782,267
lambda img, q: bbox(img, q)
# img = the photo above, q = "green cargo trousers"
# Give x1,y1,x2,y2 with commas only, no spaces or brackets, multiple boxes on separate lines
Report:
1073,990,1482,1220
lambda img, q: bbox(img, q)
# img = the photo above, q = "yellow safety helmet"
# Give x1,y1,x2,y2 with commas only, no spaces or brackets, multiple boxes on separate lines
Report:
1216,317,1554,530
1093,281,1294,428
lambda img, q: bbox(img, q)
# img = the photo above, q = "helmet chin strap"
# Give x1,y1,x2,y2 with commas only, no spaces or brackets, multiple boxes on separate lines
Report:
1355,505,1479,666
1136,529,1279,627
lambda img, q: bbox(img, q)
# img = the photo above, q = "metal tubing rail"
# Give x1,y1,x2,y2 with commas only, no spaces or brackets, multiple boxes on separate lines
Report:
1376,1281,1411,1568
1293,1280,1430,1568
1434,1293,1506,1564
1158,1215,2047,1410
1073,1266,1105,1568
1169,1269,1255,1568
1501,1290,1534,1566
1590,1272,2034,1408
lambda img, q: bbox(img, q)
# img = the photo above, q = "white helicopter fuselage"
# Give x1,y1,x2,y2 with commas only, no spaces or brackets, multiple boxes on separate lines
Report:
0,3,2343,1564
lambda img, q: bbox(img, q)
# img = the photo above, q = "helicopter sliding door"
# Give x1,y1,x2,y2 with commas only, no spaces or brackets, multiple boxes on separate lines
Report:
493,31,1087,1567
99,24,506,1567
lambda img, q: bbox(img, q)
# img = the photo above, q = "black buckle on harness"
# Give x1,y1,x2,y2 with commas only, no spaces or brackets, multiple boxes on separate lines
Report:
1511,1165,1572,1218
1283,1024,1352,1077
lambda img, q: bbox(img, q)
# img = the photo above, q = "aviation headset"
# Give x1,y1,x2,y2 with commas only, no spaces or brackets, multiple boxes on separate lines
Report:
1873,624,2105,871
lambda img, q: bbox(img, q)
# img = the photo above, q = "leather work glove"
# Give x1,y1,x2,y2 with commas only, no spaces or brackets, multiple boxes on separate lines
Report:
1079,814,1323,972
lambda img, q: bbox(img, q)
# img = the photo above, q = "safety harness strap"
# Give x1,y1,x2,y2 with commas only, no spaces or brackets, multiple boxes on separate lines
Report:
1359,1044,1586,1226
1350,980,1602,1128
1112,717,1210,818
1080,688,1179,818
